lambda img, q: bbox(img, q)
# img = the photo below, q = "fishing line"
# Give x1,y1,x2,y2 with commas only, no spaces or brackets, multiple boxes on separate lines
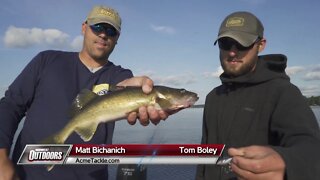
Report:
137,122,164,167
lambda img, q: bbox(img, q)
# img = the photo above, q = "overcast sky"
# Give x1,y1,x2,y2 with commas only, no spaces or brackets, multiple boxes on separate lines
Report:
0,0,319,104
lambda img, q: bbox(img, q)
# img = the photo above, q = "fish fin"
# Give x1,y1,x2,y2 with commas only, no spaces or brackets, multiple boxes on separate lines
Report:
47,164,55,171
40,134,63,144
40,135,61,172
69,89,99,117
155,94,172,109
74,122,99,142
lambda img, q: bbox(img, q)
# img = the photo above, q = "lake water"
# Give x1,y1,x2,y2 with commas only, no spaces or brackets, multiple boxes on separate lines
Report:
108,107,320,180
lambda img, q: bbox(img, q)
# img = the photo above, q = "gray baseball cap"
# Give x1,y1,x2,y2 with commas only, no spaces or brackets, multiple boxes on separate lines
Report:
214,11,264,47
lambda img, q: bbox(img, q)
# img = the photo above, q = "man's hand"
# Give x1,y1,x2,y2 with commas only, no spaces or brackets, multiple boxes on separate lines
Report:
117,76,169,126
228,146,285,180
0,149,19,180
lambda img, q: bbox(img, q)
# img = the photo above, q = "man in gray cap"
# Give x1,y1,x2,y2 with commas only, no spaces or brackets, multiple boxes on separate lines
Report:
0,5,170,180
196,11,320,180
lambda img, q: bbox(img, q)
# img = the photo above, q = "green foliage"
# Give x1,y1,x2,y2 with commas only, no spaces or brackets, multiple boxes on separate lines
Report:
192,96,320,108
305,96,320,106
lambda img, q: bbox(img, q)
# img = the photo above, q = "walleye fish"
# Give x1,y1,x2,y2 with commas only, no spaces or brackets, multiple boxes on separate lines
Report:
43,85,198,145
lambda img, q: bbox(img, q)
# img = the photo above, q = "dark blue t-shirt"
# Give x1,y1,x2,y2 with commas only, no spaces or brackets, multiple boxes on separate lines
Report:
0,50,133,180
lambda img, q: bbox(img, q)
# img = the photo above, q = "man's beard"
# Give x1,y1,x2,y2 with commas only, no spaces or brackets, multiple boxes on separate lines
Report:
221,58,257,77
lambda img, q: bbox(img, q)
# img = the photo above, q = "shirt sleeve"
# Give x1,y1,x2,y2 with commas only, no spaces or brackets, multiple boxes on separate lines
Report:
0,52,44,149
271,84,320,180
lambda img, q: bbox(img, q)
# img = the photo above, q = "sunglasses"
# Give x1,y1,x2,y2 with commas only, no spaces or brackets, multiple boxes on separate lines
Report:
89,23,118,37
218,37,260,51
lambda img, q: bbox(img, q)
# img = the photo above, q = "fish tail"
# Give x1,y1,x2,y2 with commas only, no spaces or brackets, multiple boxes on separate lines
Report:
41,135,61,144
40,134,63,172
41,131,66,145
46,164,55,171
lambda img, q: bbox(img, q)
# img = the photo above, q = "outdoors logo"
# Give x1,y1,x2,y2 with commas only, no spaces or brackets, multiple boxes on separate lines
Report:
17,144,72,165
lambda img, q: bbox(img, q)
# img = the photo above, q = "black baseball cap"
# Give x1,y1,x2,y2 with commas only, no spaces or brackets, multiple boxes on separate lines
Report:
214,11,264,47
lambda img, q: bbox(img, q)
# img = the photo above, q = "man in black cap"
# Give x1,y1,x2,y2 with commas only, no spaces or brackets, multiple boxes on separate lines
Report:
196,11,320,180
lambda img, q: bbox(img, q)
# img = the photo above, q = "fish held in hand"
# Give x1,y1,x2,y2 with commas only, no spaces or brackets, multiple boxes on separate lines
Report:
42,86,199,145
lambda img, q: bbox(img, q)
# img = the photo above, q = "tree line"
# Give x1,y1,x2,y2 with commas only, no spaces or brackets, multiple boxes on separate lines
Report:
305,96,320,106
192,96,320,108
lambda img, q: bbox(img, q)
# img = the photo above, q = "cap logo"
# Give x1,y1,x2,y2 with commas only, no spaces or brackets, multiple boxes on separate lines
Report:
226,17,244,27
98,8,118,20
